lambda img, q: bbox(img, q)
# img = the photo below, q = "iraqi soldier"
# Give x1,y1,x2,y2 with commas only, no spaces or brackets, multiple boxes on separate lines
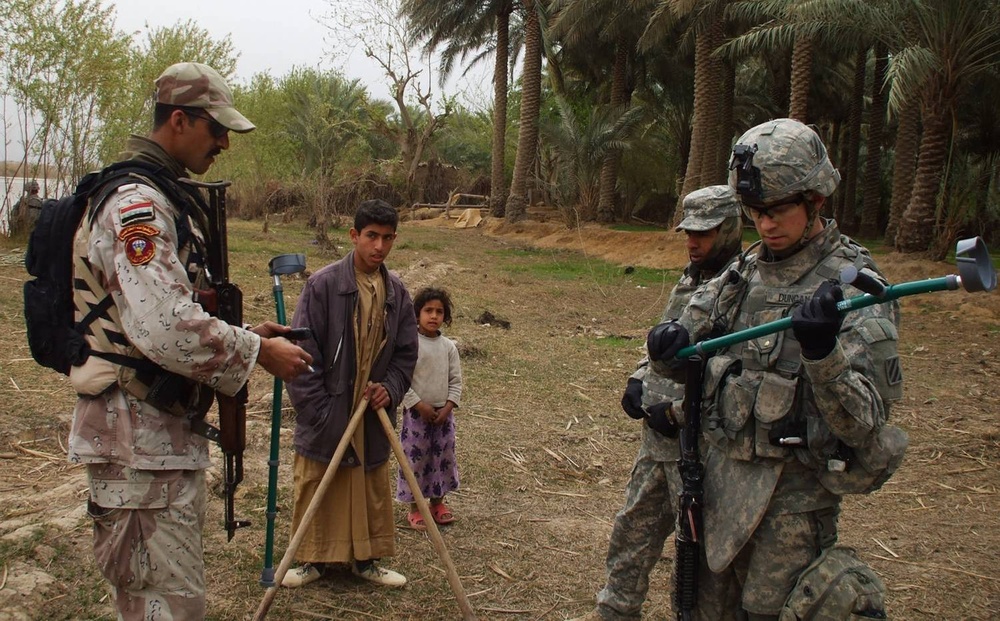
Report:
11,179,42,234
572,185,744,621
68,62,314,620
646,118,902,619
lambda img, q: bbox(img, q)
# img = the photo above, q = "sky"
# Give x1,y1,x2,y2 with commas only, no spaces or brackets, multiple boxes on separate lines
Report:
109,0,492,108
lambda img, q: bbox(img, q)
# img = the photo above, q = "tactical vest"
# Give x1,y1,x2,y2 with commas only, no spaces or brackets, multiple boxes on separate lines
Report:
701,230,905,494
70,173,214,417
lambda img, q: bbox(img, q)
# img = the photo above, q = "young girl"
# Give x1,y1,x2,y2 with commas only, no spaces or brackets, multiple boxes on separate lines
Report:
397,287,463,530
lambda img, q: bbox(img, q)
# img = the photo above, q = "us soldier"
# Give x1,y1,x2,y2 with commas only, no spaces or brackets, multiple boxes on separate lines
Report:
67,62,313,620
573,185,743,621
646,118,902,619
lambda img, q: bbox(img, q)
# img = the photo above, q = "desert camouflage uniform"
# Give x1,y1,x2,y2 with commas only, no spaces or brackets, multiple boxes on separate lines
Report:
653,222,901,617
68,136,260,620
595,186,743,621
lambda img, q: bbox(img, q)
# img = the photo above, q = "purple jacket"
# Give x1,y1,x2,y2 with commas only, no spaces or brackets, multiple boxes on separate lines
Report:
287,251,417,469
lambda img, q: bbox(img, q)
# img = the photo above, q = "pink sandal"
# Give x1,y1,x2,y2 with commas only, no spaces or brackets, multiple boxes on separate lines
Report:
407,510,427,531
431,503,455,525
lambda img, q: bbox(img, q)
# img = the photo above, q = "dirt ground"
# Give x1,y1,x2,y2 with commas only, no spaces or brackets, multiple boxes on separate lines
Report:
0,208,998,620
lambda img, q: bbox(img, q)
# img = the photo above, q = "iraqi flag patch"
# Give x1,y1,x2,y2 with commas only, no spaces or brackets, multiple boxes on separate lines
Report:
119,200,155,226
119,224,160,266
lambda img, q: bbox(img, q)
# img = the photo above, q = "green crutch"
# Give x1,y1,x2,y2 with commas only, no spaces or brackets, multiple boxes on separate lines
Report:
260,253,307,587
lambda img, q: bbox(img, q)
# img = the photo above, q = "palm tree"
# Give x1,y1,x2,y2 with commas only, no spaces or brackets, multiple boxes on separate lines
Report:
858,44,889,239
401,0,517,216
649,0,730,221
884,101,920,245
549,0,653,222
889,0,1000,253
539,93,646,221
505,0,544,222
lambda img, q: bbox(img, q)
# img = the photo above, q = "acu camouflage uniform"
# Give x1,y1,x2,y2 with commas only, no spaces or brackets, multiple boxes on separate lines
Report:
595,186,743,621
68,62,257,621
653,120,902,618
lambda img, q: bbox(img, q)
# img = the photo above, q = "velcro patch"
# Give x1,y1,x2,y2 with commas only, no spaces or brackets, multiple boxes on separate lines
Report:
884,356,903,386
119,224,160,266
119,201,155,226
765,291,811,306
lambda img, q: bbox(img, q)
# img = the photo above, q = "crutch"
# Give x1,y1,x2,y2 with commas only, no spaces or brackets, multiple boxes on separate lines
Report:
260,253,307,587
375,406,477,620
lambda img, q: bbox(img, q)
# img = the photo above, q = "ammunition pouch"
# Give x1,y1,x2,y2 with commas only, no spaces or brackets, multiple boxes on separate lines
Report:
117,350,215,419
779,547,887,620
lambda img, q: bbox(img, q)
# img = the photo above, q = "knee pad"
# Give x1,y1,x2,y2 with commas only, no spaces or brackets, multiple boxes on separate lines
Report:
778,547,887,620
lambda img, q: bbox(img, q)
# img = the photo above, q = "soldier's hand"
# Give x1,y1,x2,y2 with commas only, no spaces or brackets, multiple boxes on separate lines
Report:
249,321,292,339
257,337,313,382
792,280,845,360
646,321,690,361
621,378,646,420
645,402,679,438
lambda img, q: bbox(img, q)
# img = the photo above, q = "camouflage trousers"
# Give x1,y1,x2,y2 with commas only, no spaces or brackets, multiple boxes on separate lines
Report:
595,435,680,620
86,463,206,621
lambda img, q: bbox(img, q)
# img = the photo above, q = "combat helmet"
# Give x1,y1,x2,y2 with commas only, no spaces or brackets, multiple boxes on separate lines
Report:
728,118,840,208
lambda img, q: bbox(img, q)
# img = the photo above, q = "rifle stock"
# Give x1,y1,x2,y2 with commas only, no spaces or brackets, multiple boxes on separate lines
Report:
674,355,705,620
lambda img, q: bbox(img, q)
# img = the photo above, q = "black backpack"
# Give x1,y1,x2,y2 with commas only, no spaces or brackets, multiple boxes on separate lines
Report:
23,160,195,375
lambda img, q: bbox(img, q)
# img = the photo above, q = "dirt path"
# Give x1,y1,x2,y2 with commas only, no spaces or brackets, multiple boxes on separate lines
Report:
0,213,997,620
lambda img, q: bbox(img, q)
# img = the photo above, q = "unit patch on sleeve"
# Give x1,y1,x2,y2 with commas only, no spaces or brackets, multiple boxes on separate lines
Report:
119,200,155,226
119,224,160,266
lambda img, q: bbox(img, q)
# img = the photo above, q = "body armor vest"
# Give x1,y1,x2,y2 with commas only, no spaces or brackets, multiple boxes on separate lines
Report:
70,177,213,417
701,228,903,492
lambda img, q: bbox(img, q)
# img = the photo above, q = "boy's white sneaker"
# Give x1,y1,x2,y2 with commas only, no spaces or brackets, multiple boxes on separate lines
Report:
281,563,322,588
352,561,407,587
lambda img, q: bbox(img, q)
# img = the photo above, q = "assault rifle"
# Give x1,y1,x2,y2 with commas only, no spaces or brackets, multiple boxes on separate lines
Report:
183,178,250,541
673,355,705,621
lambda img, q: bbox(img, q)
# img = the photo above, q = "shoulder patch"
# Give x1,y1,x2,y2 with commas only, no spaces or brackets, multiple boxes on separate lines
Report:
119,224,160,266
119,200,155,226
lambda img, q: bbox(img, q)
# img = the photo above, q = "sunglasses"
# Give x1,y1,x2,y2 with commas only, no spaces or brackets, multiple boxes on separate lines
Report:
741,200,802,223
186,111,229,139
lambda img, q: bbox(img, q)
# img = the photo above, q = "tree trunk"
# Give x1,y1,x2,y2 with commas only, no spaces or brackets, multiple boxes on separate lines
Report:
839,47,866,235
885,101,920,246
717,58,736,178
896,106,949,253
835,122,849,221
788,34,814,122
490,5,511,218
596,39,629,223
824,119,841,219
674,27,715,225
505,0,541,223
697,19,725,187
859,45,888,239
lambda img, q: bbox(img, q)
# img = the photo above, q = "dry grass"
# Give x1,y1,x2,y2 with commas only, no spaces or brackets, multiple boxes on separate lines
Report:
0,211,998,620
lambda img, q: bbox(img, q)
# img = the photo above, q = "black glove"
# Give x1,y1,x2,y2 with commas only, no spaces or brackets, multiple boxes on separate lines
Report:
645,402,679,437
791,280,845,360
621,378,645,420
646,321,690,362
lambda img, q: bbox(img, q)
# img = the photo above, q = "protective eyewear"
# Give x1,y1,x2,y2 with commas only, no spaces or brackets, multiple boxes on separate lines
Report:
186,111,229,139
741,200,802,223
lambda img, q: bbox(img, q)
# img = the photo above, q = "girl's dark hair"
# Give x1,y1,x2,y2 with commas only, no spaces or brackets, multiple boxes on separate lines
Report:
413,287,453,326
